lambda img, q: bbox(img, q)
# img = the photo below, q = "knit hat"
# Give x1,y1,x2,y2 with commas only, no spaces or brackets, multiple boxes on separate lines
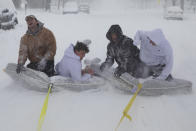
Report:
25,15,37,21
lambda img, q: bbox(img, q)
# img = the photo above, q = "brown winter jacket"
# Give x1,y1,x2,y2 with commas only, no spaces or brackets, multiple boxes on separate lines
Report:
18,22,56,65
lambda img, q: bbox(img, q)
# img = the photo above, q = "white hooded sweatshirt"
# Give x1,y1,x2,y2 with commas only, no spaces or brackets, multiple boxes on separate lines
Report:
55,44,91,81
133,29,173,80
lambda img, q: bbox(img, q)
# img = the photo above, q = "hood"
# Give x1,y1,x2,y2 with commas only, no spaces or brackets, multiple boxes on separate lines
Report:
106,24,123,42
64,44,80,60
26,20,44,36
145,29,166,46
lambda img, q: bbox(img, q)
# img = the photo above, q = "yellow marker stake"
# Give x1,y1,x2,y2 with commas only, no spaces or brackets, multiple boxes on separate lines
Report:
115,83,142,131
37,84,52,131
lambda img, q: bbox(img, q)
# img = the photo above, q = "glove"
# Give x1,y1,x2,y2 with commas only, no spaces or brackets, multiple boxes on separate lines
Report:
16,64,25,74
165,74,173,81
37,58,47,71
100,63,106,72
151,64,165,78
114,67,125,78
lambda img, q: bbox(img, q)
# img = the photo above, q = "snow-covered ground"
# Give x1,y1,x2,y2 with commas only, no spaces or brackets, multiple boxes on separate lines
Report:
0,5,196,131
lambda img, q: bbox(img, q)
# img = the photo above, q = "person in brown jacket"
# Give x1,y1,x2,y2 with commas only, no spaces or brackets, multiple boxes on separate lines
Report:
16,15,56,77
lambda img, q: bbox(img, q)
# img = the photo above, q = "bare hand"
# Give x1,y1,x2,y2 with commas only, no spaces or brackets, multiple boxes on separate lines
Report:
83,66,94,75
86,68,94,75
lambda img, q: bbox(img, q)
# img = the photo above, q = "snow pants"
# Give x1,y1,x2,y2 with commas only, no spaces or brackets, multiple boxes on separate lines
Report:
131,62,172,81
130,62,165,79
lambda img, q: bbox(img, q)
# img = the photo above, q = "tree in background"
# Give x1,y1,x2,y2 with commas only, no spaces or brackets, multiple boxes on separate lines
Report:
45,0,51,11
12,0,22,9
180,0,184,10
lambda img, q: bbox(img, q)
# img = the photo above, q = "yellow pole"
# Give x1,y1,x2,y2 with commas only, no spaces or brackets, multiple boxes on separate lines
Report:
37,84,53,131
158,0,160,4
115,83,142,131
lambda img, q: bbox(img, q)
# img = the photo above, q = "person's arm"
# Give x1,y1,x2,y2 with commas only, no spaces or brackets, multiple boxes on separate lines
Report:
156,45,173,80
133,30,145,46
44,29,56,60
70,62,91,81
38,29,56,70
100,44,114,71
18,37,28,65
82,66,94,75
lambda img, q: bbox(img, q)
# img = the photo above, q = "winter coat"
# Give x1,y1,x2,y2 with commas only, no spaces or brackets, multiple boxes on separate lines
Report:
101,25,140,75
18,21,56,65
133,29,173,80
55,44,91,81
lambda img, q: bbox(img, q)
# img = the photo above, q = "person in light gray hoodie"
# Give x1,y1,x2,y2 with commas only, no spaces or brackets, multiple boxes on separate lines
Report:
55,41,94,81
133,28,173,81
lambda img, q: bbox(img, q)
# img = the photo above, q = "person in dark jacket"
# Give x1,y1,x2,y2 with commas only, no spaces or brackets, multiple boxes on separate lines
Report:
100,24,142,78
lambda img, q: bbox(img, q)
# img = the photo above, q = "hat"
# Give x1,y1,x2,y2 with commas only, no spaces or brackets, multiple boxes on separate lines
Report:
82,39,91,46
25,15,37,21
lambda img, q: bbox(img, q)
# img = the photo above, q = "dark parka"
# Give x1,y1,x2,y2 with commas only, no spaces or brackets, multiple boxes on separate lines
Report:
101,25,140,76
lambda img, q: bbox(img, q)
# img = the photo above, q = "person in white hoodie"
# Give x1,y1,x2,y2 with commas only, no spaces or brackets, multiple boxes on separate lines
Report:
133,29,173,81
55,40,94,81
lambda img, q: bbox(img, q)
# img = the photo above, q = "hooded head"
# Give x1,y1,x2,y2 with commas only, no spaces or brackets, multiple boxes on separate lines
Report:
106,24,123,43
145,29,166,46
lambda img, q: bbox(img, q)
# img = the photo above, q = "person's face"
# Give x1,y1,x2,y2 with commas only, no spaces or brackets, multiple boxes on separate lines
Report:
75,50,86,60
26,17,38,29
111,33,118,42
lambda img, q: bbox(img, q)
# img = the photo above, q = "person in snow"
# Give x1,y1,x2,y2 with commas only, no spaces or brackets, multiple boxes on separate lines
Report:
100,24,141,78
16,15,56,77
55,40,94,81
133,29,173,81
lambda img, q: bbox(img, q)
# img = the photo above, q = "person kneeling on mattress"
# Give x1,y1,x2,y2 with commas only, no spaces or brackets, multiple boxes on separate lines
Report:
16,15,56,77
133,29,173,81
55,40,94,81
